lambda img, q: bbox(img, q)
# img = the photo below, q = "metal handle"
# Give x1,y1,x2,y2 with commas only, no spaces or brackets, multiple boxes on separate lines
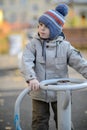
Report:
40,78,87,91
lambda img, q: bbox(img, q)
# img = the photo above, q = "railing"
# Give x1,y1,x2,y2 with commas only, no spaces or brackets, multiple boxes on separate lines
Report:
14,78,87,130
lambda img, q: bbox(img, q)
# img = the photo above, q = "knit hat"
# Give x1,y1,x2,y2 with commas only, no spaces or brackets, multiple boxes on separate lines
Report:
39,4,68,40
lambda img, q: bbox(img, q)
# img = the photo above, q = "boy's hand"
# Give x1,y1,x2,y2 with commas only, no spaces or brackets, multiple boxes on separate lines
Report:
28,79,40,90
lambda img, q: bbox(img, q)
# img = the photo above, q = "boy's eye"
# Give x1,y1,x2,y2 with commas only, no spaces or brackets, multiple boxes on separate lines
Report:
45,25,48,28
39,22,48,29
39,23,43,26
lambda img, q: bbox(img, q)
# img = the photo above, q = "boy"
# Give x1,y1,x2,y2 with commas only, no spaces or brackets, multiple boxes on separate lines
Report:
22,3,87,130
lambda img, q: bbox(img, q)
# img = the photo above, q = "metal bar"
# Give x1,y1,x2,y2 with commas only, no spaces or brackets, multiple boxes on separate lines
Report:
57,90,71,130
14,88,31,130
40,79,87,91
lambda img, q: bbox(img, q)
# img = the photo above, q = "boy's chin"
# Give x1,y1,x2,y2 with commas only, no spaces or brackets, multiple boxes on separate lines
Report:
38,33,49,40
40,36,49,39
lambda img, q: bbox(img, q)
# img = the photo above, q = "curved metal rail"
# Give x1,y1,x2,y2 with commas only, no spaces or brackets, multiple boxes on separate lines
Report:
14,88,31,130
14,78,87,130
40,78,87,91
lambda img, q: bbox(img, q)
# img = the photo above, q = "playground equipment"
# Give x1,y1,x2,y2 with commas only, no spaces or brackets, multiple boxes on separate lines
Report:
14,78,87,130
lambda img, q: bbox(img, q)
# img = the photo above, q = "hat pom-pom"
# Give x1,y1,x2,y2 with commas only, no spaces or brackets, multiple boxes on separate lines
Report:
55,4,68,16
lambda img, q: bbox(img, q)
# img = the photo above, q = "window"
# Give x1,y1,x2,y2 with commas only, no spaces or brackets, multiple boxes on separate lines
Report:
10,13,17,23
0,0,3,5
20,0,27,5
32,4,38,12
9,0,16,5
21,11,27,23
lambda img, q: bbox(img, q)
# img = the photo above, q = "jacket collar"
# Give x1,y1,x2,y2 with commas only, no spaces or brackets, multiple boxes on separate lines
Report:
34,32,65,43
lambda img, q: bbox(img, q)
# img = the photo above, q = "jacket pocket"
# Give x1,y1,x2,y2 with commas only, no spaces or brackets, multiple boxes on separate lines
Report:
55,57,67,71
36,56,45,64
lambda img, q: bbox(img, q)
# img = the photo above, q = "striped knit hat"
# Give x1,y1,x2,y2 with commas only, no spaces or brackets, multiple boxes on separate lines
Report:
39,4,68,40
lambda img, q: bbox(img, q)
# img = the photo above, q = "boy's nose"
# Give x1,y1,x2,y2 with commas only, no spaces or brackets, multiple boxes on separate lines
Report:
41,25,45,30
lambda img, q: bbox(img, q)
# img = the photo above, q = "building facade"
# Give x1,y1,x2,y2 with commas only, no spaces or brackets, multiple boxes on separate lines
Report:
0,0,87,25
0,0,52,24
52,0,87,18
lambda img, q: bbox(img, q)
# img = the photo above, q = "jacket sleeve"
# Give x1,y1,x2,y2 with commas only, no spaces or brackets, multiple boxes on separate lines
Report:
67,44,87,79
21,41,36,82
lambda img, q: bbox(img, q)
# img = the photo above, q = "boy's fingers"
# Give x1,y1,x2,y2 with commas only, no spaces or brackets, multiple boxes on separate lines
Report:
29,83,40,90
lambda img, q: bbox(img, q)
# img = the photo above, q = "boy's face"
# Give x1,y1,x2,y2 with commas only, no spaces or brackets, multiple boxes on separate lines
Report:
38,23,50,39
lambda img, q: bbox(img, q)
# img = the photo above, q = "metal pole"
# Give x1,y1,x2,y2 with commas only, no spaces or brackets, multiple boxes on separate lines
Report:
57,90,71,130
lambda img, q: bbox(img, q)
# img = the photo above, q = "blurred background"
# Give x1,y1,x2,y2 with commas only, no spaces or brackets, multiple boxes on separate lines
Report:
0,0,87,54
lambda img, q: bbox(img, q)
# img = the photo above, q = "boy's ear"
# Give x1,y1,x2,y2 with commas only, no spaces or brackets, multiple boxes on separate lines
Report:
37,23,39,28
